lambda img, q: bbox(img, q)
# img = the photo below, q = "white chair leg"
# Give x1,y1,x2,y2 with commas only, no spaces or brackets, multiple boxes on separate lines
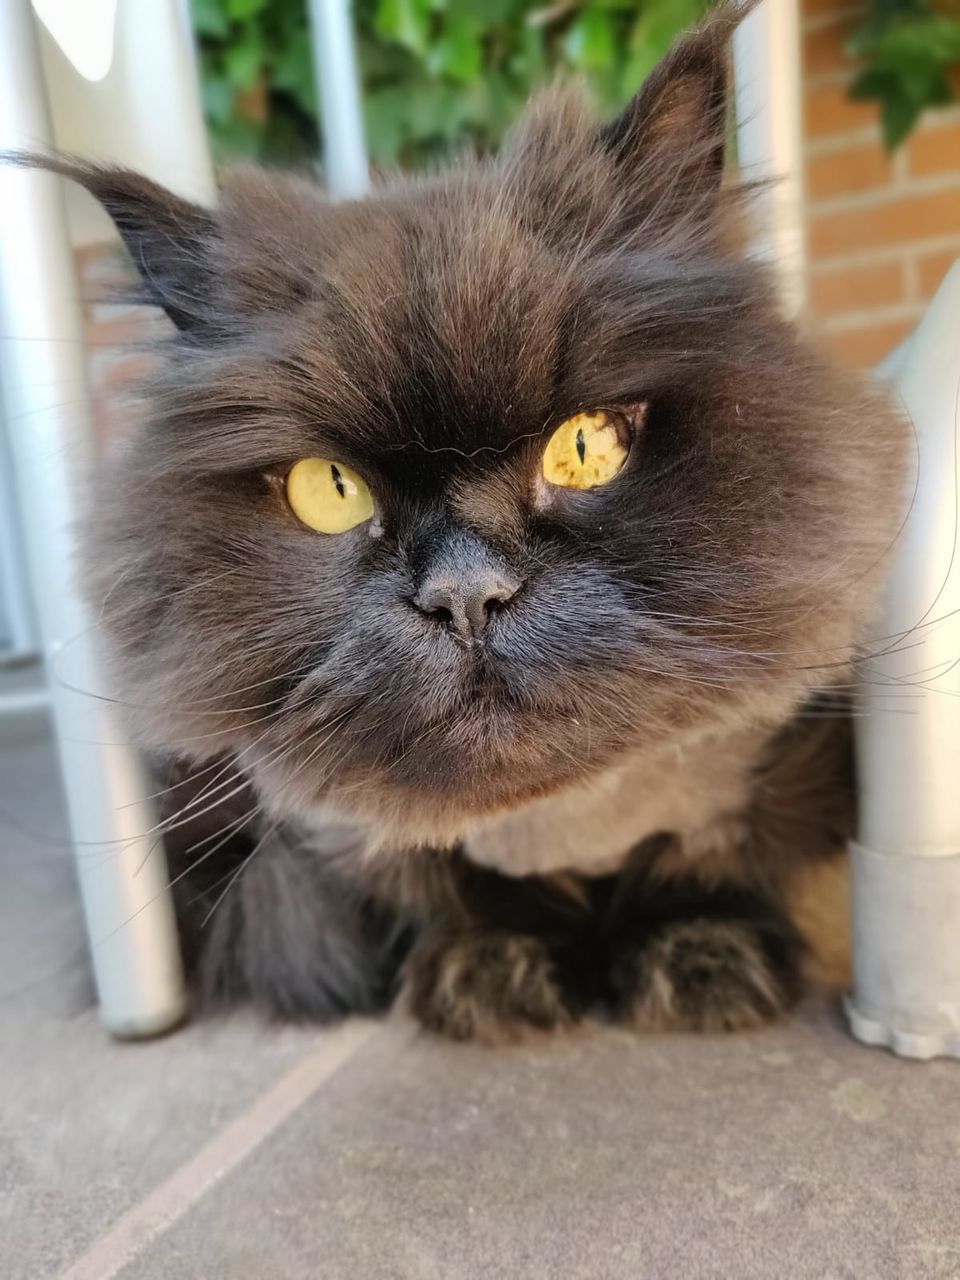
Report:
0,0,186,1038
732,0,807,316
847,261,960,1059
307,0,369,199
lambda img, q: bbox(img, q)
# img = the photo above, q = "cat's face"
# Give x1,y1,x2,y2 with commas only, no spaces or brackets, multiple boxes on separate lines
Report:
67,10,904,847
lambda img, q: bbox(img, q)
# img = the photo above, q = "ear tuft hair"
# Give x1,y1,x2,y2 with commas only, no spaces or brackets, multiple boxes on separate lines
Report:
600,4,752,223
2,152,217,332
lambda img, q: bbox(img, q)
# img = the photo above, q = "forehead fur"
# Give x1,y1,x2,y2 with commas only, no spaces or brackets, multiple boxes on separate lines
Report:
147,81,763,475
12,5,751,470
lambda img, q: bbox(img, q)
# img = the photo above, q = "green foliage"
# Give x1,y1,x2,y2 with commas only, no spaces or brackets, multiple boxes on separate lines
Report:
848,0,960,149
189,0,708,168
190,0,960,169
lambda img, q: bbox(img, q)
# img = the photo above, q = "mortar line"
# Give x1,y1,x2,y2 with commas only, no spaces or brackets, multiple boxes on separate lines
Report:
58,1018,392,1280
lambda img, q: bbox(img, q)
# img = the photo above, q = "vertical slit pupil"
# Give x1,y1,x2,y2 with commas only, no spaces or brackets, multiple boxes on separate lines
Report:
575,427,586,465
331,464,346,498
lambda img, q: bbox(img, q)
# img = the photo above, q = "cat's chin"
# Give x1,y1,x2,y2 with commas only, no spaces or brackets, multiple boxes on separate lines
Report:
242,691,613,850
323,773,571,853
254,745,589,853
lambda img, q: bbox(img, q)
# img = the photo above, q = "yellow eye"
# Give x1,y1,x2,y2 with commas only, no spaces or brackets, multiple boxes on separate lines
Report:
286,457,374,534
542,411,629,490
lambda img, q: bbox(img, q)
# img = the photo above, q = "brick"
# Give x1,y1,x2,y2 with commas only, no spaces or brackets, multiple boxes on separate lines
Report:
74,242,127,288
809,187,960,257
84,313,154,349
915,244,960,299
809,259,905,315
822,317,917,368
92,393,142,447
805,83,877,137
803,18,856,78
806,143,891,200
907,120,960,178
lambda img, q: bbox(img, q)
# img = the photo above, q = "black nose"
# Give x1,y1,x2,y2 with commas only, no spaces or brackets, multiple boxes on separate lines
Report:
412,533,521,640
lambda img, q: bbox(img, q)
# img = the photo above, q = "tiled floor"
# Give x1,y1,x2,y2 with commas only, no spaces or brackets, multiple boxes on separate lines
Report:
3,722,959,1280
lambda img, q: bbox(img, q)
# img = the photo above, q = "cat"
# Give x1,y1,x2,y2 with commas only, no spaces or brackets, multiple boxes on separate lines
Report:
22,4,907,1041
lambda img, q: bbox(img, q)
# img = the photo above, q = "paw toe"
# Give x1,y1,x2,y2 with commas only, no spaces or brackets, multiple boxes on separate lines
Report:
610,919,803,1033
407,930,578,1043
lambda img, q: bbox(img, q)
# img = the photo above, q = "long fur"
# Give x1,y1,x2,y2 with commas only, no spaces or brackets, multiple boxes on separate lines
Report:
10,5,908,1039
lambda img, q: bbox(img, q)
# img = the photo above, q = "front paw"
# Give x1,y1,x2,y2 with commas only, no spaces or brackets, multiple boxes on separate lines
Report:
405,929,583,1043
608,917,806,1033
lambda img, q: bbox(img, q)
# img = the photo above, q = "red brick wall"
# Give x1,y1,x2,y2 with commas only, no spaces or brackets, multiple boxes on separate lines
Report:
802,0,960,367
75,245,163,446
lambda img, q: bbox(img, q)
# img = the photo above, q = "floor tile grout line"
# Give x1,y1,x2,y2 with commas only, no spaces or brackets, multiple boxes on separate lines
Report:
58,1018,395,1280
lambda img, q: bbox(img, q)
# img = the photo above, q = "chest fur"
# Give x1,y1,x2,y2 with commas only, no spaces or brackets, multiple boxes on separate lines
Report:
464,731,761,877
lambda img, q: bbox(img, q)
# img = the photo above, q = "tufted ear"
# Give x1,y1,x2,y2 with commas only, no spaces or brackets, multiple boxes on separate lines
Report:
5,154,218,332
599,4,746,231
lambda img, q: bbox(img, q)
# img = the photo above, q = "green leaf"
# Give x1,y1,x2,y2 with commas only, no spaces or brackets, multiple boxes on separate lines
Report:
460,0,514,24
847,5,960,148
851,17,960,64
274,29,317,114
628,0,705,59
364,91,405,164
226,0,266,18
620,34,660,94
509,23,546,81
202,73,234,126
882,90,923,146
191,0,229,40
427,15,482,81
224,37,262,90
210,115,265,160
849,66,899,100
375,0,431,56
563,10,616,71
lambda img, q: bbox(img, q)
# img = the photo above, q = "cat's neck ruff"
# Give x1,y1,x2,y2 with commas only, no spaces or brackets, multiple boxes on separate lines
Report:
463,727,761,877
302,723,766,880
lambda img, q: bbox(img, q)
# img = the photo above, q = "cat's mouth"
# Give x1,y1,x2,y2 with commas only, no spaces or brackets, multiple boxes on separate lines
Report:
340,695,600,839
251,630,628,845
254,683,596,848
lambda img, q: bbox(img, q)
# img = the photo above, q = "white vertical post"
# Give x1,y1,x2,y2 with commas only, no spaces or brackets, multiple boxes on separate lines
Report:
0,420,39,662
0,0,186,1037
732,0,807,315
846,261,960,1059
307,0,370,199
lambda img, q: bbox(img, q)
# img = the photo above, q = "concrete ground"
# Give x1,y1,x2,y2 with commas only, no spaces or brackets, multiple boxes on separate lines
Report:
2,717,959,1280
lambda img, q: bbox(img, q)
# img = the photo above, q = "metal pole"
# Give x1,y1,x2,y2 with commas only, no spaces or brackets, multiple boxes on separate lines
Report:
0,414,38,662
0,0,186,1037
846,261,960,1059
732,0,807,316
307,0,370,199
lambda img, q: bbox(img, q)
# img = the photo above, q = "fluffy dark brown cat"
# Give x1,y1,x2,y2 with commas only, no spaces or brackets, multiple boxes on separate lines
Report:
27,5,907,1040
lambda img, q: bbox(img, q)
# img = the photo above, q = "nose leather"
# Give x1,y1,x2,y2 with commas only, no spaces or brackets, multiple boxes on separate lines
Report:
412,532,521,640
